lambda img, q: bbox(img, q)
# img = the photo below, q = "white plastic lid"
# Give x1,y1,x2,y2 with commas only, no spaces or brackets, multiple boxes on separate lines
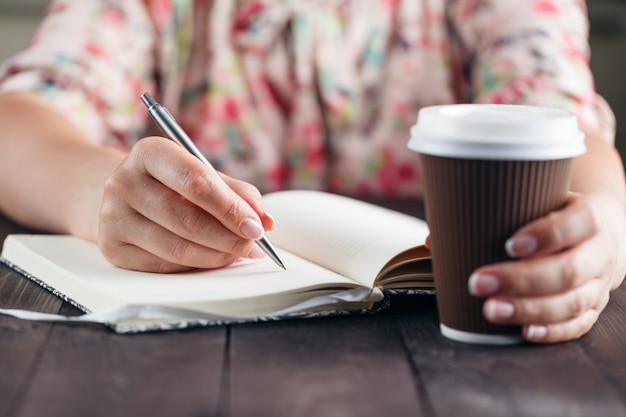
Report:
407,104,586,160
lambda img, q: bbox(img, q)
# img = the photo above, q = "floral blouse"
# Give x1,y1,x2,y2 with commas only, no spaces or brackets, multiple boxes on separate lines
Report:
0,0,614,197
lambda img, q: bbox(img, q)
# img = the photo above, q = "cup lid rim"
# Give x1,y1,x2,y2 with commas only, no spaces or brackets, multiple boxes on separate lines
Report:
407,104,586,160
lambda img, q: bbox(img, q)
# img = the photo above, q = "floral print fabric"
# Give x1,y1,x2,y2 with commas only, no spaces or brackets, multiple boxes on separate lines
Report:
0,0,614,197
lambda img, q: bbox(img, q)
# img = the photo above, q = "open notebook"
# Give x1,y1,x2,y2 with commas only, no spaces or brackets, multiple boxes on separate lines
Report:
0,190,433,333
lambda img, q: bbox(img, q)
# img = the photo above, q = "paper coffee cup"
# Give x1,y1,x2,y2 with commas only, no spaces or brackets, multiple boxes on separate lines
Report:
407,104,586,345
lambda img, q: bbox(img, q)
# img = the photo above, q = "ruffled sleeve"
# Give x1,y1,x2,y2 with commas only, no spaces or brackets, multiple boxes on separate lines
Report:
448,0,615,143
0,0,157,148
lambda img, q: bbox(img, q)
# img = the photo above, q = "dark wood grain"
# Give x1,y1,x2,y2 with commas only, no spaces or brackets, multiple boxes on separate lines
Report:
0,215,225,417
228,315,425,417
579,285,626,399
2,203,626,417
15,322,227,417
0,259,63,417
398,301,626,417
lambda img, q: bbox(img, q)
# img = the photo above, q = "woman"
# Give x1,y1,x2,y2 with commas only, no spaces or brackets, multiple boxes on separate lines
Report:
0,0,624,343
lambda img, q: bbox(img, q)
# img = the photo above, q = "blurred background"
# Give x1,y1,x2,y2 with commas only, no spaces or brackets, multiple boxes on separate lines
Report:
0,0,625,165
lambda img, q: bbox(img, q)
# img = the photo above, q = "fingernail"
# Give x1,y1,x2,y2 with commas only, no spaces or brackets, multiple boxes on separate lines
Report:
526,325,548,341
263,211,276,230
240,218,264,240
247,245,266,259
264,211,275,223
468,273,501,296
484,299,515,321
505,235,538,258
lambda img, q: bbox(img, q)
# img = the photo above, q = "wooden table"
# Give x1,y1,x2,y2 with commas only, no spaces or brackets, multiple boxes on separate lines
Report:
1,203,626,417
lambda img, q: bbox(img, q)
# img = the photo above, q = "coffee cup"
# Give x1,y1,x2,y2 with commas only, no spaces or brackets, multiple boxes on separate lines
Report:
408,104,585,344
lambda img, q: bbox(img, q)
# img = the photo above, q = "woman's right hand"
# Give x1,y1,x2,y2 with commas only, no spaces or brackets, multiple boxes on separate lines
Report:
98,136,274,273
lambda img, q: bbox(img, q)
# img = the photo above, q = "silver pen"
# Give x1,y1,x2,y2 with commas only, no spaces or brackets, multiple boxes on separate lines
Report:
140,92,286,270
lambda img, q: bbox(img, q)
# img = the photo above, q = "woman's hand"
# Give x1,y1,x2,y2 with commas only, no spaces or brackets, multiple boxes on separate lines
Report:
468,192,626,343
98,136,274,273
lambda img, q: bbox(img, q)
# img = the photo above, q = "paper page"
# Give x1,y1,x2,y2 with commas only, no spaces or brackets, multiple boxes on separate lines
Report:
1,235,367,318
263,190,430,288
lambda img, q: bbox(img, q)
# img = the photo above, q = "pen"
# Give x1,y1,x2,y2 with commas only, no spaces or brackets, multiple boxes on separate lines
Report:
140,92,286,270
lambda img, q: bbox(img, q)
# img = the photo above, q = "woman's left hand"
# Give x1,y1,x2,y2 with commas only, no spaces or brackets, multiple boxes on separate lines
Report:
468,192,626,343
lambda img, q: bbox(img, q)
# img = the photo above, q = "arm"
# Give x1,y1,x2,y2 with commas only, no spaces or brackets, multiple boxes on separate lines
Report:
0,2,272,272
0,91,273,272
0,92,123,238
0,0,155,237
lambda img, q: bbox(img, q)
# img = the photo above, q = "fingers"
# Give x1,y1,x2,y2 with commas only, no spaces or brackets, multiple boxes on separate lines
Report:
480,277,609,326
505,194,599,258
470,259,611,343
101,242,194,274
99,209,261,272
99,137,270,271
523,310,602,344
107,171,244,253
99,176,266,270
468,193,621,343
469,240,610,297
223,174,276,232
134,137,266,241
